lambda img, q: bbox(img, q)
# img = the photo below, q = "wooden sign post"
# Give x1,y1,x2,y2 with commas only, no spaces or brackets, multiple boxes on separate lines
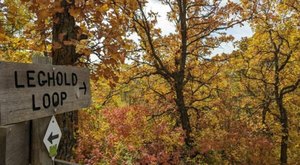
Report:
0,59,91,165
0,61,91,125
0,121,30,165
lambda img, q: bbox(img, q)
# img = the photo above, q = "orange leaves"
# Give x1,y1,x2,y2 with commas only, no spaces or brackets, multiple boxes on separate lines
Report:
53,7,64,13
119,52,126,64
66,0,300,164
0,33,8,41
96,4,109,13
95,67,119,87
76,105,185,164
34,0,53,20
69,7,81,18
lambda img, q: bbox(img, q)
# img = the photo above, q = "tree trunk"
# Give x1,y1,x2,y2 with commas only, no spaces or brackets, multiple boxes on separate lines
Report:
279,101,288,165
52,0,79,161
175,81,192,146
52,0,78,65
176,0,192,147
274,51,288,165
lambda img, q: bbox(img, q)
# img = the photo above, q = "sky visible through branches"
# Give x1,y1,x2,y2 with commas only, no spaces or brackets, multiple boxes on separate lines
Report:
147,0,253,55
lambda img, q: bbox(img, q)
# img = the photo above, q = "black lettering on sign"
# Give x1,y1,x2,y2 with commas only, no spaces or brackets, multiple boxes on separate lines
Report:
32,92,68,111
52,92,59,107
32,95,41,111
27,70,36,87
38,71,47,86
56,72,63,86
61,91,67,105
43,93,51,108
14,71,25,88
47,72,55,87
64,73,70,86
72,73,77,86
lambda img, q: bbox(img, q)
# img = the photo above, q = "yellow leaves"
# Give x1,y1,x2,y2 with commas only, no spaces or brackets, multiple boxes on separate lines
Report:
76,40,92,56
0,33,8,41
0,50,31,63
76,42,92,56
69,7,81,18
99,4,110,12
129,12,135,18
0,33,32,62
1,0,31,31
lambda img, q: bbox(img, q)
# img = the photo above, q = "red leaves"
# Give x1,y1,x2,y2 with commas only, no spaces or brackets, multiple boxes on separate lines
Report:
76,105,185,164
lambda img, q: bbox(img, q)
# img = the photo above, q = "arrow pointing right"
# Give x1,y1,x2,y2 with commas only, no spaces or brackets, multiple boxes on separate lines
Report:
79,82,87,95
48,132,59,144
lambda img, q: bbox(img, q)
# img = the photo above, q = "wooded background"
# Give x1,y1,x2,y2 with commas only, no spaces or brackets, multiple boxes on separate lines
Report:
0,0,299,164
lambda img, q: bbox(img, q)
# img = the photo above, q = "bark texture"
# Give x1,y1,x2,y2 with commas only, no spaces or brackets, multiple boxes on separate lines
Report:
52,0,79,161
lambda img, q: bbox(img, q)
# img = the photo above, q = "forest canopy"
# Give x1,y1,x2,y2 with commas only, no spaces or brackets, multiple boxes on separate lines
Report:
0,0,299,164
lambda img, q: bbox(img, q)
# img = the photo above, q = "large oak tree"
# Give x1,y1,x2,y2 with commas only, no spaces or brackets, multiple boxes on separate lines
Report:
124,0,248,146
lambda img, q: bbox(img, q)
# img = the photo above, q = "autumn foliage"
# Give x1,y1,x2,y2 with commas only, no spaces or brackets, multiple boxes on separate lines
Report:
75,105,185,164
1,0,300,164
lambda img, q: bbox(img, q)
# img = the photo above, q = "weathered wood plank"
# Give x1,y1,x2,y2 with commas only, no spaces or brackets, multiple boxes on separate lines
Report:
32,55,52,64
31,56,55,165
0,61,91,125
0,122,30,165
31,117,53,165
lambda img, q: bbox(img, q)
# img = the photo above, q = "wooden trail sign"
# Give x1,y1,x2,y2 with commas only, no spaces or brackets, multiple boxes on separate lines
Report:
0,61,91,125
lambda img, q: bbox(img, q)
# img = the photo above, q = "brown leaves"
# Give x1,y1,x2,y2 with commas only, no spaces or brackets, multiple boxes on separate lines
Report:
52,42,62,50
37,9,49,20
58,32,66,41
63,39,77,46
53,7,64,13
69,7,81,18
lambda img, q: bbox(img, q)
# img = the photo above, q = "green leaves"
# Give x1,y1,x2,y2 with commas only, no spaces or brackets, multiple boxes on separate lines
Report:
49,144,58,158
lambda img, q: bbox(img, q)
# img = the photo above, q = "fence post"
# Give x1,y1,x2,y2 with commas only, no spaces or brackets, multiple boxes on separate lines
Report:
0,122,30,165
31,55,53,165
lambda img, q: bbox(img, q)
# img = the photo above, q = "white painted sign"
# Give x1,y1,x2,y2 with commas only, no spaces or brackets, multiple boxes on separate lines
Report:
43,116,62,159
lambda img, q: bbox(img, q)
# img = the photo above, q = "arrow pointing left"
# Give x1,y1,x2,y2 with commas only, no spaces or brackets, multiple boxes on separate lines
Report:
43,116,62,159
48,132,59,144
